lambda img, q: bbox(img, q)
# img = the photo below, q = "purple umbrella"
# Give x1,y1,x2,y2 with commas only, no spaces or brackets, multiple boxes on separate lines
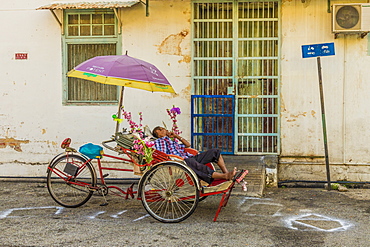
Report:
67,54,176,132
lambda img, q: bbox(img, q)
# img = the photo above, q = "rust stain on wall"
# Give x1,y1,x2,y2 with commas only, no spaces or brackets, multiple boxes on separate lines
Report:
158,30,189,57
0,137,29,152
161,84,191,100
290,112,307,118
286,112,308,123
178,55,191,64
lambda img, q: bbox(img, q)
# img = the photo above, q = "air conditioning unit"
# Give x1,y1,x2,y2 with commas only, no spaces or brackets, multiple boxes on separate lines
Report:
332,4,370,33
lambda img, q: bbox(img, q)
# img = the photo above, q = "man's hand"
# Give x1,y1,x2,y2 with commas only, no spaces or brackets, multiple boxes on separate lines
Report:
167,131,177,138
167,131,190,148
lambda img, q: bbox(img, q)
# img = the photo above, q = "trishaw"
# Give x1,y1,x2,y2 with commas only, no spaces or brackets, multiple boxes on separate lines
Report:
46,134,248,223
47,54,248,222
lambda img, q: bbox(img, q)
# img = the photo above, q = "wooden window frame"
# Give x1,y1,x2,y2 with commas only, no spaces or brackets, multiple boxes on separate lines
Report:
62,9,122,105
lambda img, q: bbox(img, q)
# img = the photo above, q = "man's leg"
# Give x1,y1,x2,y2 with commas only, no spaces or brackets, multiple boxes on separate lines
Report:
185,157,237,182
193,148,229,174
184,158,214,184
216,155,228,173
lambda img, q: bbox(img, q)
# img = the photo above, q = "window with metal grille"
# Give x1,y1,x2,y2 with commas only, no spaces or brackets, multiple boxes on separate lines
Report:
64,10,120,104
192,0,280,154
67,13,116,37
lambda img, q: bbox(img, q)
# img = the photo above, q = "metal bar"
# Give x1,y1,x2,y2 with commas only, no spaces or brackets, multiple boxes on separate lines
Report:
50,9,62,27
317,56,331,190
115,86,125,134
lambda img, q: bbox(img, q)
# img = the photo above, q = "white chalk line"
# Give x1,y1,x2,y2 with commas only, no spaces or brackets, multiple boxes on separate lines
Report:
133,214,150,222
87,211,106,219
0,206,148,222
284,213,354,232
111,210,128,218
238,198,353,232
0,206,64,219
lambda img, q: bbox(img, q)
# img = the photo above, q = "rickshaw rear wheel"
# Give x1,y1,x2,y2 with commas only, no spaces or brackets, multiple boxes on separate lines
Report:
140,162,199,223
47,154,96,208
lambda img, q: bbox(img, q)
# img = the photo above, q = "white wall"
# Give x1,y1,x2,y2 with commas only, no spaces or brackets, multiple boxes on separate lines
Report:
2,0,370,181
280,0,370,181
0,0,192,176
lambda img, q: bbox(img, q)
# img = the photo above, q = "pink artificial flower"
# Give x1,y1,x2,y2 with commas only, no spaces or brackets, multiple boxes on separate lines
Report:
146,141,155,148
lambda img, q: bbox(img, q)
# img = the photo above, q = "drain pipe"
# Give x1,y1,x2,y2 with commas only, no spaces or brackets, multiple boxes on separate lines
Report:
0,176,139,183
278,180,370,188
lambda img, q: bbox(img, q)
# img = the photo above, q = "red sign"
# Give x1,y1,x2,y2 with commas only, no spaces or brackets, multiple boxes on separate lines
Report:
15,53,28,60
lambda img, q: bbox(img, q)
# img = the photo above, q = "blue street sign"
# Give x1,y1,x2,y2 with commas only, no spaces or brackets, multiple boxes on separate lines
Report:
302,42,335,58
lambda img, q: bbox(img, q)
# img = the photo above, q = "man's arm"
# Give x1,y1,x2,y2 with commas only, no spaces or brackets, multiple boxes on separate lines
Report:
168,132,190,148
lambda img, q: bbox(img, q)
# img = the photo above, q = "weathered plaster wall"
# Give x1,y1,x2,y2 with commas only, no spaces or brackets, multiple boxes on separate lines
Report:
280,0,370,181
3,0,370,181
0,0,192,176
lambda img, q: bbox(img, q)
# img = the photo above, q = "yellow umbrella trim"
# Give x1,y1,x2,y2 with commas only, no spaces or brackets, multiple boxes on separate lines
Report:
67,69,176,94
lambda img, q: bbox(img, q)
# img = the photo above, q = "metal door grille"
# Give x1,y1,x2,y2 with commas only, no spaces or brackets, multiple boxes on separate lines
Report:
192,0,280,154
191,95,235,154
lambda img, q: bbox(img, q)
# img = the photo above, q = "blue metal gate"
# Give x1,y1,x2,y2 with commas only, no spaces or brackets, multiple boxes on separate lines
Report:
191,95,235,154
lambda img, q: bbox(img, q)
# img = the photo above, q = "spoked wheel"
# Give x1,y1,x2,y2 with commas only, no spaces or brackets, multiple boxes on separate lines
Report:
141,163,199,223
47,154,96,208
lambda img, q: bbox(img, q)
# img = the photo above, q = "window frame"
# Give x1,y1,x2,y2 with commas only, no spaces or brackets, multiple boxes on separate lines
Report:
62,9,122,105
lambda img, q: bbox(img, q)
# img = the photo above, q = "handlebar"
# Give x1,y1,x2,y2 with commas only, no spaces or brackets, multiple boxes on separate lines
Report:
101,139,118,152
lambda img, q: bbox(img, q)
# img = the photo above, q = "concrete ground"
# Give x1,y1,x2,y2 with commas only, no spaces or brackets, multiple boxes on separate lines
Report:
0,180,369,247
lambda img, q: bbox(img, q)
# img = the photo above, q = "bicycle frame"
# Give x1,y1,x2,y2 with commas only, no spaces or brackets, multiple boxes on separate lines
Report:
47,137,249,222
48,150,139,198
47,153,94,188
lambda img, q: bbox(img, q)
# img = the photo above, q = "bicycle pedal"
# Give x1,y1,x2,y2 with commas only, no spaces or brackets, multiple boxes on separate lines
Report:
100,202,108,206
103,174,109,178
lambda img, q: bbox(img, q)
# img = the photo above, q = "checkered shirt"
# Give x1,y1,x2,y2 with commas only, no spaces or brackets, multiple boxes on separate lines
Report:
154,136,192,158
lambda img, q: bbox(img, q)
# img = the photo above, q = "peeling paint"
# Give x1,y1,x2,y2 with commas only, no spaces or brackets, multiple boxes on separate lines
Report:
161,84,191,100
158,30,189,56
290,112,307,118
0,137,29,152
287,119,297,122
178,55,191,64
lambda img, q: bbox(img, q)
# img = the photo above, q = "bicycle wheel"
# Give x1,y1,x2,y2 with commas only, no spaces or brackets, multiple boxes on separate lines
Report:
141,162,199,223
47,154,96,208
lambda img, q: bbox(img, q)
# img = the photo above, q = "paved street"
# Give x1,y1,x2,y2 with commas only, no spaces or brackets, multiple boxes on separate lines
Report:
0,181,369,247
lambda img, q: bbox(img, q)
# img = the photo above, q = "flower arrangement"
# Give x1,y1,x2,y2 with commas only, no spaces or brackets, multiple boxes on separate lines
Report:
113,105,183,164
166,106,182,137
119,108,155,164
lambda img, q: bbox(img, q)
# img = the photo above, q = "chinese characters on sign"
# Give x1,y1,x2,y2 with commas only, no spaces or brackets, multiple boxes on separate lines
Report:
15,53,28,60
301,43,335,58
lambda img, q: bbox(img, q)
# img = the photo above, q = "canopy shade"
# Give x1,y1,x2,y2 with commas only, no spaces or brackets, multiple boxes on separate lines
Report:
37,0,141,10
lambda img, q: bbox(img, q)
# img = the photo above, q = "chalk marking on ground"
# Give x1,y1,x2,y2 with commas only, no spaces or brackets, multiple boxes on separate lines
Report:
240,201,284,216
133,214,150,222
0,206,64,219
110,210,128,218
284,213,353,232
87,211,106,219
238,196,273,207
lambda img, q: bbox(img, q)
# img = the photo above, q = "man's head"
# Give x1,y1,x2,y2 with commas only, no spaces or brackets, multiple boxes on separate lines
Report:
152,126,167,138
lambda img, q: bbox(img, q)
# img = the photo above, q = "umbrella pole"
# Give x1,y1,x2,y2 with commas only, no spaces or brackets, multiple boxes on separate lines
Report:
115,86,125,134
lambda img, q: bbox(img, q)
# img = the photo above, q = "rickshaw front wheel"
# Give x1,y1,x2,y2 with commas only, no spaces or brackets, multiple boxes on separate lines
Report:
140,162,199,223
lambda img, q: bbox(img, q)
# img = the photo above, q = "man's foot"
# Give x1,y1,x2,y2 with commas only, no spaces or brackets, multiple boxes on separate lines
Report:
225,167,237,180
211,167,237,180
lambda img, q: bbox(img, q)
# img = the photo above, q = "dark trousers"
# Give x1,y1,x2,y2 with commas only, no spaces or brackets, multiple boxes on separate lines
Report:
184,148,221,184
